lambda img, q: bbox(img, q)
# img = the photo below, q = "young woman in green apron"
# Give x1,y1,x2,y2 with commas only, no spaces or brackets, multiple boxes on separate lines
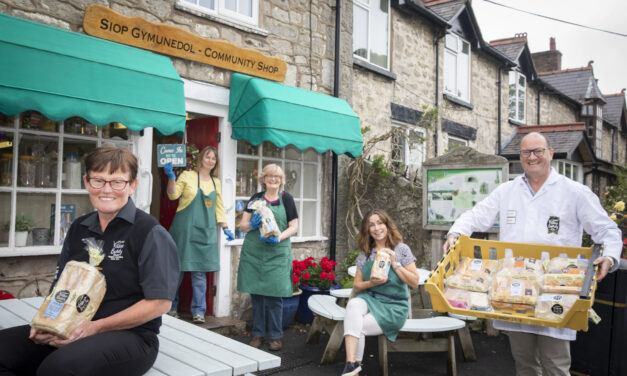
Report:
237,164,299,352
164,146,234,323
341,209,420,376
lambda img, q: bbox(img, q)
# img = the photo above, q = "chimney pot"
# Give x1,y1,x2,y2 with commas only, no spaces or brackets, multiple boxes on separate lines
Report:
550,37,556,50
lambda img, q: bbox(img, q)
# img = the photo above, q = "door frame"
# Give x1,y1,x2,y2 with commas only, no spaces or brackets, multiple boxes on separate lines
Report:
182,78,235,317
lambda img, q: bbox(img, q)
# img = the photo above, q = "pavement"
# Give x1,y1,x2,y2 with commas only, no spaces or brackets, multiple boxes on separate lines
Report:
232,322,515,376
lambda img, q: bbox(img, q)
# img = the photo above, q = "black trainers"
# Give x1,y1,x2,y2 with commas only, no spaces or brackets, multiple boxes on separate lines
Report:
341,361,361,376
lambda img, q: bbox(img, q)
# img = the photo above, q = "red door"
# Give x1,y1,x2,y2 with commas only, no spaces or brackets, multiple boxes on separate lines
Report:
159,117,219,315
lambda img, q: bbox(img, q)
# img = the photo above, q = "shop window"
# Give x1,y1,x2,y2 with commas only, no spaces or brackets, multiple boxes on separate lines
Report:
444,33,471,102
234,141,321,240
179,0,258,26
508,71,526,123
0,111,136,255
353,0,390,70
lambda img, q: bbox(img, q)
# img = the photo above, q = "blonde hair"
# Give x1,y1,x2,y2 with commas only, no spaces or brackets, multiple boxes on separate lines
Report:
357,209,403,257
197,146,219,177
259,163,285,190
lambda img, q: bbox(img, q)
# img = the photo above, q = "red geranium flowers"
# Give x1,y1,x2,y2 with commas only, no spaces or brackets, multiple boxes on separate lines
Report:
292,256,338,291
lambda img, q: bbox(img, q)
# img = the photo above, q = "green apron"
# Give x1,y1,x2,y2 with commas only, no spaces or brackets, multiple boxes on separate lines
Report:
169,173,219,272
357,259,410,342
237,192,292,298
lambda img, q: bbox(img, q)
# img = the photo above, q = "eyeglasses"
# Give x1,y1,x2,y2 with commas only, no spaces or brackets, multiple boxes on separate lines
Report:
520,148,547,158
265,175,282,180
86,177,129,190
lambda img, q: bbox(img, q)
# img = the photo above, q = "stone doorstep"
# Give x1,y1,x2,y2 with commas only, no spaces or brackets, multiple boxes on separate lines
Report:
175,312,247,337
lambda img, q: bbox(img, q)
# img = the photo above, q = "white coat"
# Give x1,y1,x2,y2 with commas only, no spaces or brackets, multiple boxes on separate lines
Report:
449,168,622,340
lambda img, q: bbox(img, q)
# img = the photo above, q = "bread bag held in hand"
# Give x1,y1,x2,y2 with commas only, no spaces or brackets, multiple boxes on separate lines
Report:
371,250,391,279
250,200,281,238
31,238,107,338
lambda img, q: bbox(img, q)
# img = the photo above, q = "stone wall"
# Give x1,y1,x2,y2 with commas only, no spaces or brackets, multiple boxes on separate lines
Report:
601,124,613,162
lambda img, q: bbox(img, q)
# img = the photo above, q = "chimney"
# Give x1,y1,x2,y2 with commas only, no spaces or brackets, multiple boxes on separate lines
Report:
531,37,562,73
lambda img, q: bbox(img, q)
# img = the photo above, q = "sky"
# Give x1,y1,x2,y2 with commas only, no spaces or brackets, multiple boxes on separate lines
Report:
472,0,627,95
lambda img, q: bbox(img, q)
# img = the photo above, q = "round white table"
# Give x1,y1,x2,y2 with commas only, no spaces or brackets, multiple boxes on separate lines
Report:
330,288,352,299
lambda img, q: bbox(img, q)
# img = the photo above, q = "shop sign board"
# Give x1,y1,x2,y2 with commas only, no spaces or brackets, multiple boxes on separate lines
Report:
83,4,286,82
157,144,186,167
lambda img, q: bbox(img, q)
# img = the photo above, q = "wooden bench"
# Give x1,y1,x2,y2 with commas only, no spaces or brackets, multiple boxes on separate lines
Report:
0,297,281,376
306,294,465,375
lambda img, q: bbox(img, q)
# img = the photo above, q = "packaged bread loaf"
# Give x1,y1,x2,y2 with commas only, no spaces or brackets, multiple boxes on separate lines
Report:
458,257,498,277
535,294,578,321
497,256,543,280
371,250,391,279
544,255,588,274
541,273,586,294
250,200,280,238
31,260,106,338
491,276,538,309
445,257,496,293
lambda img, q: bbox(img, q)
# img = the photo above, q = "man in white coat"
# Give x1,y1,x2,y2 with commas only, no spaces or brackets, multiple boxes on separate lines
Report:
443,132,622,376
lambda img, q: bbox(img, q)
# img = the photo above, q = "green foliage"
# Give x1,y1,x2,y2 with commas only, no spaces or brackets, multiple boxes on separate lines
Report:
339,249,359,288
4,213,35,232
372,154,394,177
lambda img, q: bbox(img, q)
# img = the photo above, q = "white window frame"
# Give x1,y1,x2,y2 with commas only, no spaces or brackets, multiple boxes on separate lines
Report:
508,71,526,123
352,0,391,70
0,115,139,257
178,0,259,27
233,141,323,242
444,33,471,102
391,121,426,171
553,160,582,183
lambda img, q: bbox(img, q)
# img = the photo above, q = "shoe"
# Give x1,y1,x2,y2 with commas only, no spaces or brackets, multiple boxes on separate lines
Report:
167,310,179,319
268,338,282,351
249,337,263,348
192,314,205,323
341,361,361,376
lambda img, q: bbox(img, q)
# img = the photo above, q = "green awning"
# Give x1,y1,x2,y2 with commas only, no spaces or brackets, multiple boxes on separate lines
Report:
0,13,185,135
228,73,363,157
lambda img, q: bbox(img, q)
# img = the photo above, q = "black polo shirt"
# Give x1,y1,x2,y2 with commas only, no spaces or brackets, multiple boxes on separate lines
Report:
52,199,179,334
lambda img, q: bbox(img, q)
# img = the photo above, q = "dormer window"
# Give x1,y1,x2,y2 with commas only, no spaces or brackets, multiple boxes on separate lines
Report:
508,71,526,123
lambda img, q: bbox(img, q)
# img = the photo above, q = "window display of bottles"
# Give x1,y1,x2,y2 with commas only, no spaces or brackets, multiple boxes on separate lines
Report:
63,153,82,189
0,153,11,186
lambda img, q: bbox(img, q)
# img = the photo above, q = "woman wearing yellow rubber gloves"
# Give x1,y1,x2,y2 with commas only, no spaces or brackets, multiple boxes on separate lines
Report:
164,146,234,323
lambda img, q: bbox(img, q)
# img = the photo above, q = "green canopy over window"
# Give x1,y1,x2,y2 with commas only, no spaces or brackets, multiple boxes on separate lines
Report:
0,13,185,135
228,73,363,157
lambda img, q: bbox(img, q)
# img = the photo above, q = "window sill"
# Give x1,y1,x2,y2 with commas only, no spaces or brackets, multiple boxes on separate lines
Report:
174,2,268,37
443,93,473,110
225,235,329,247
353,58,397,80
0,246,61,257
508,119,526,127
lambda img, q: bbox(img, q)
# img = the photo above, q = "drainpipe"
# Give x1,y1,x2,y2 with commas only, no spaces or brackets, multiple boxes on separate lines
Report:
434,34,443,156
330,0,342,261
497,66,502,154
537,87,543,124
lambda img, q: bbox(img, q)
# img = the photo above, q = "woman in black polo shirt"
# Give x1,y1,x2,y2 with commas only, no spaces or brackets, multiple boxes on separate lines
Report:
0,146,179,375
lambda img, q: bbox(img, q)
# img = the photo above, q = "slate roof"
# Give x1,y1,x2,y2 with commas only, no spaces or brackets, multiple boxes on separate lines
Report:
425,0,465,21
602,93,625,128
500,124,594,162
490,40,525,62
538,67,605,104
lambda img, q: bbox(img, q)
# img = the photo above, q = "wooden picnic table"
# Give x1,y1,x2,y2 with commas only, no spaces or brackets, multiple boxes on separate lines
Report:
0,297,281,376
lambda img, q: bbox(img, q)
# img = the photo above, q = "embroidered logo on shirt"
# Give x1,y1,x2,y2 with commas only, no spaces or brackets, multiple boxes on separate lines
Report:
204,198,213,208
547,216,560,234
108,240,125,261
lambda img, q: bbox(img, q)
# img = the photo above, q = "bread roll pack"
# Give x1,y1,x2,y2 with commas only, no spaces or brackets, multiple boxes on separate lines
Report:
31,238,107,338
250,200,280,238
535,294,578,321
371,250,391,279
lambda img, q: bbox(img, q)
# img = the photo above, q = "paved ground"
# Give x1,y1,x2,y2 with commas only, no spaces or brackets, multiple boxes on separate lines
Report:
233,323,515,375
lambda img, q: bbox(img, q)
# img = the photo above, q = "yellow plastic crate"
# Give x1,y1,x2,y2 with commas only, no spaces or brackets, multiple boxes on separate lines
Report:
424,235,603,331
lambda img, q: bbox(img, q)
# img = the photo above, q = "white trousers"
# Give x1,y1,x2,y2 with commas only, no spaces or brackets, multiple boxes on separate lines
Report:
343,297,383,361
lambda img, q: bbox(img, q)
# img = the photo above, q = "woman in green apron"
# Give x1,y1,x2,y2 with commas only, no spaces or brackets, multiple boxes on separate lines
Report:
164,146,234,324
237,164,299,352
341,209,420,376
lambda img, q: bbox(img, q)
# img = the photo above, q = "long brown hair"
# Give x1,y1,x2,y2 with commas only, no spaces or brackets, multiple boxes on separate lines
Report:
197,146,219,177
357,209,403,257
